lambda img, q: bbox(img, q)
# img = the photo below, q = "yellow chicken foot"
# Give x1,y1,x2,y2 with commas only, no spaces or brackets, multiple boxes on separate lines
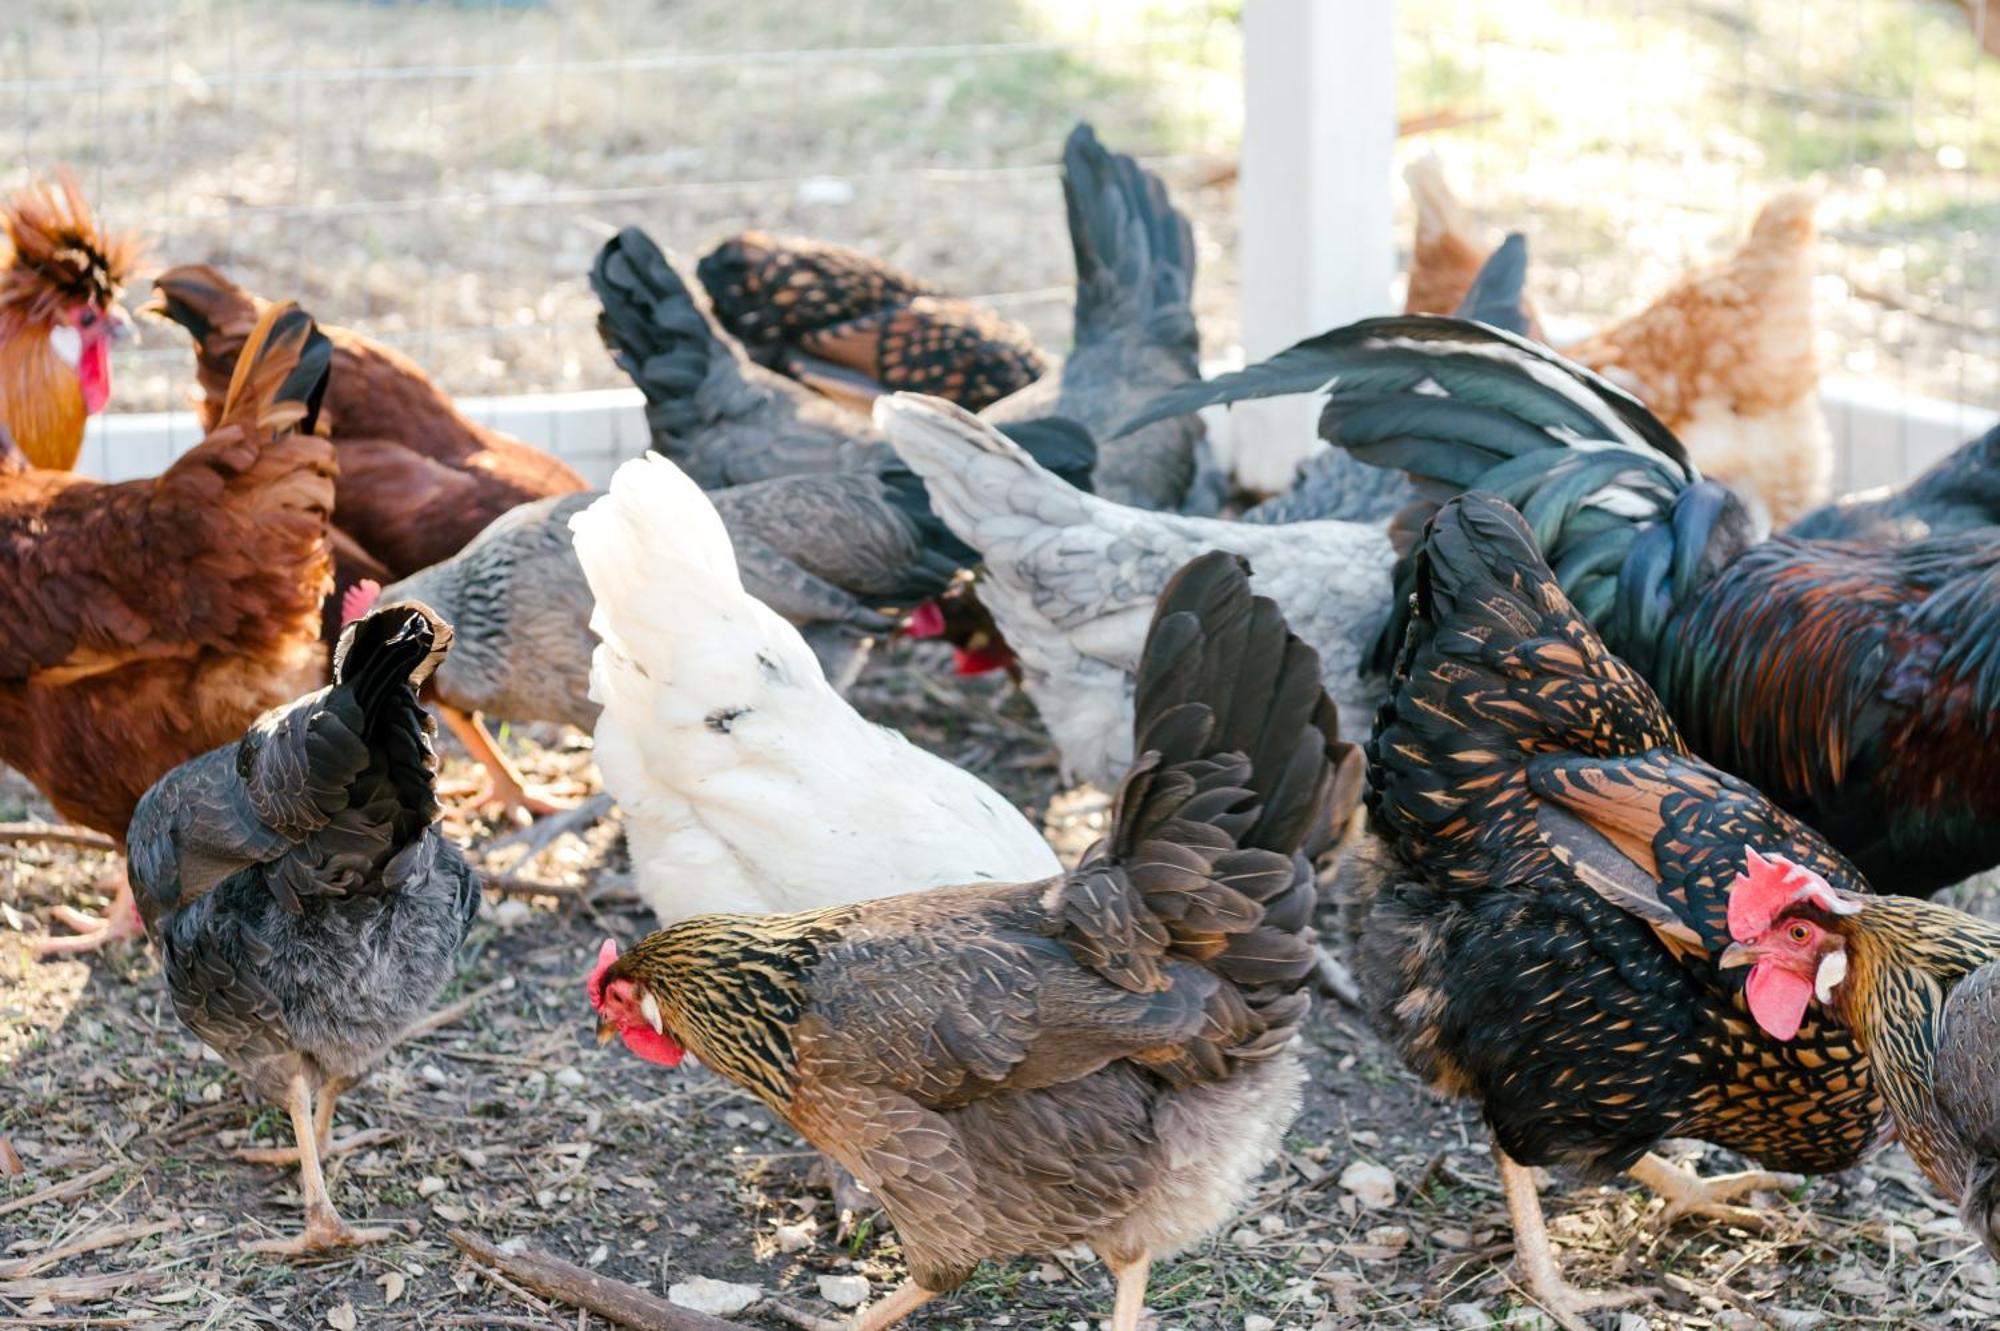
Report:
1107,1253,1154,1331
1626,1151,1804,1231
847,1282,936,1331
437,705,570,822
1494,1144,1652,1331
241,1075,396,1258
32,873,141,958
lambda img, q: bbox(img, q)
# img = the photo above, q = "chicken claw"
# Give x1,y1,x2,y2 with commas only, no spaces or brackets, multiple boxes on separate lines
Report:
243,1202,397,1257
1495,1145,1653,1331
1626,1152,1804,1231
31,875,141,958
234,1127,394,1167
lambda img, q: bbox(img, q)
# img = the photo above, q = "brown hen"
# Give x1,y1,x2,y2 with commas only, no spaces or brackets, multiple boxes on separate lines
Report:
592,550,1363,1330
2,301,335,955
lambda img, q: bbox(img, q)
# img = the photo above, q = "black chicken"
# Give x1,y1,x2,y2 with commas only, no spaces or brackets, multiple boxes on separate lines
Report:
1352,496,1886,1329
128,602,479,1256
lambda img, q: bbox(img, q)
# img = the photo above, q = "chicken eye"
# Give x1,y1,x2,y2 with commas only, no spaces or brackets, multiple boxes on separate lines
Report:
78,307,96,327
1788,923,1812,944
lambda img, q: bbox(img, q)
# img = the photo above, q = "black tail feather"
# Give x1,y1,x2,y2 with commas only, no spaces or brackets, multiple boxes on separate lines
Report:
1062,122,1197,356
591,227,731,440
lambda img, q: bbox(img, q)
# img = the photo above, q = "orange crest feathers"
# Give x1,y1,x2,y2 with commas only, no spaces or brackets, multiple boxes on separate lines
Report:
1,169,140,326
1726,848,1859,942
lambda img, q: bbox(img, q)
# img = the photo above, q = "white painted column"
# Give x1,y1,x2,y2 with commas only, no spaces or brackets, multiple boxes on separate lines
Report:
1230,0,1399,493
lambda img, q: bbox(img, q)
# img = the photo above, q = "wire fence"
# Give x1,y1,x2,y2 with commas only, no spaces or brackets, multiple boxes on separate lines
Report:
11,1,1997,487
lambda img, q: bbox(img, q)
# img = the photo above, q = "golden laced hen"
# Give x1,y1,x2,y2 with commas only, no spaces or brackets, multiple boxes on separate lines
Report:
592,549,1362,1330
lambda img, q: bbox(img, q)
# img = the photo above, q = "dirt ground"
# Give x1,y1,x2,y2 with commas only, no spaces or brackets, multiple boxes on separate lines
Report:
4,643,1998,1331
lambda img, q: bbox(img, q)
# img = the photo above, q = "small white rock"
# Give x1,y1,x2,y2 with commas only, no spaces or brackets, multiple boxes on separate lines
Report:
1445,1304,1492,1330
668,1277,761,1317
1230,1226,1261,1248
418,1064,448,1087
1338,1160,1397,1210
1256,1213,1286,1236
490,898,532,930
773,1220,817,1253
553,1066,585,1090
1503,1310,1556,1331
1615,1315,1652,1331
1245,1316,1277,1331
199,1081,223,1103
417,1175,447,1198
817,1274,870,1309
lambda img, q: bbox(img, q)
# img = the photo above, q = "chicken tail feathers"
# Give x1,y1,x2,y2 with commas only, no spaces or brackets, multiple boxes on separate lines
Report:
145,263,260,374
1455,233,1533,337
1060,551,1362,1067
875,393,1096,557
591,226,742,444
877,414,1096,567
1062,122,1197,358
214,300,332,441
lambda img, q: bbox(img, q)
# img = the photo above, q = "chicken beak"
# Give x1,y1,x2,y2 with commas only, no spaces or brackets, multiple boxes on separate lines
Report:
1717,942,1757,970
595,1017,618,1046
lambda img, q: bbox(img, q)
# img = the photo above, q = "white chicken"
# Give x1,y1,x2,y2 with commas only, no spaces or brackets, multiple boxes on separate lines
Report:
877,394,1396,789
571,453,1061,923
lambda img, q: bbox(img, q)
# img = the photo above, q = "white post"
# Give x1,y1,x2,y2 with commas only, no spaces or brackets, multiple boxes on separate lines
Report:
1230,0,1399,493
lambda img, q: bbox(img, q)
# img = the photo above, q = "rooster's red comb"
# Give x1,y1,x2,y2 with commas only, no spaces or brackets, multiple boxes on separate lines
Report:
341,579,383,626
1726,849,1860,942
587,937,620,1012
903,600,946,640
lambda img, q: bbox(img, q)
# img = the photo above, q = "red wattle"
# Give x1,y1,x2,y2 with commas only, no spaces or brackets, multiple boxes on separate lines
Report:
1744,963,1813,1041
78,338,111,415
953,644,1014,676
621,1025,687,1067
905,600,947,639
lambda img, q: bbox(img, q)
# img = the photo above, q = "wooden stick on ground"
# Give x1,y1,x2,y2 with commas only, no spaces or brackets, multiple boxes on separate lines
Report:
0,1162,121,1219
0,1218,179,1279
0,822,117,852
0,1269,162,1303
448,1230,740,1331
400,975,515,1043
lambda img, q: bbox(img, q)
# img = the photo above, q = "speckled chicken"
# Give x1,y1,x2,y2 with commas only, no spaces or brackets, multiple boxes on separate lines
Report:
591,550,1361,1331
984,123,1215,515
127,602,478,1257
1353,495,1887,1328
879,393,1393,788
696,230,1046,413
1722,853,2000,1260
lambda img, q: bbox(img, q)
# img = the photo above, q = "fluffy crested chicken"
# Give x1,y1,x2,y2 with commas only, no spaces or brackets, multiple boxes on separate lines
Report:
571,451,1060,923
696,230,1046,412
1354,495,1886,1329
128,602,477,1256
1401,155,1544,340
145,264,587,580
592,226,888,486
1242,233,1531,528
1722,853,2000,1259
1139,315,2000,898
1787,421,2000,542
3,301,335,956
984,123,1214,515
879,394,1393,788
1400,163,1828,524
592,550,1361,1331
0,171,138,470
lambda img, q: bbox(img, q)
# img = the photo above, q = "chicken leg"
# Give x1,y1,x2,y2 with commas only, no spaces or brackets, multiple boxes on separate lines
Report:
1495,1144,1650,1331
234,1077,392,1165
437,705,571,821
243,1074,396,1257
32,872,142,958
1108,1254,1152,1331
848,1281,935,1331
1626,1151,1804,1231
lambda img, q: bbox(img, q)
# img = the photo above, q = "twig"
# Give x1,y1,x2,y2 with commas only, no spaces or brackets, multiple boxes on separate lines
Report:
755,1301,847,1331
0,1218,179,1278
400,976,514,1042
435,1317,569,1330
0,822,116,852
0,1269,161,1302
449,1230,739,1331
0,1162,120,1218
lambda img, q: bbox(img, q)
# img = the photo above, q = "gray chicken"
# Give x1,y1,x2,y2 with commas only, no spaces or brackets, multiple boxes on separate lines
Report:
128,602,478,1257
592,225,886,486
984,123,1213,515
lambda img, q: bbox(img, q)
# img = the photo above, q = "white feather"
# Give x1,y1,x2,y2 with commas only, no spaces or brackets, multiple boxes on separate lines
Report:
1815,949,1849,1003
47,324,81,369
571,454,1060,924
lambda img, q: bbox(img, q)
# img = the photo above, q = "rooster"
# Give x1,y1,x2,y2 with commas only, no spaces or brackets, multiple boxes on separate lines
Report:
696,230,1046,413
145,263,587,581
1353,495,1886,1329
1722,852,2000,1260
4,302,335,956
878,393,1393,789
1401,160,1828,524
1131,314,2000,898
0,171,137,470
592,549,1360,1331
570,450,1061,924
128,601,478,1256
984,123,1216,515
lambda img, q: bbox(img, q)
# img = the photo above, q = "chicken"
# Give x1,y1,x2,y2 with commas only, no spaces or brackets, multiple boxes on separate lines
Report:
570,450,1060,924
591,549,1360,1331
984,123,1215,515
3,301,336,956
696,230,1046,413
1353,495,1885,1329
878,394,1394,789
591,226,888,487
1787,421,2000,542
145,263,587,580
1241,232,1531,528
1400,155,1544,339
127,601,478,1256
1721,854,2000,1259
0,171,138,470
1400,163,1827,525
1139,314,2000,898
